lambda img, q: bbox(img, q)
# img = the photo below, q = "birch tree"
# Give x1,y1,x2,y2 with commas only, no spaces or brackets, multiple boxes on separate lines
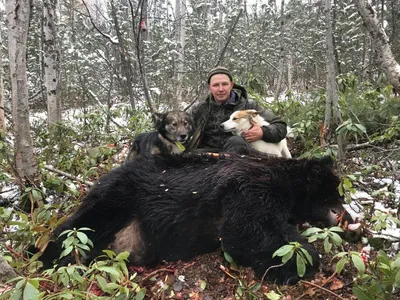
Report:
175,0,186,101
6,0,39,182
0,26,5,132
274,0,285,102
354,0,400,92
43,0,61,129
325,0,344,159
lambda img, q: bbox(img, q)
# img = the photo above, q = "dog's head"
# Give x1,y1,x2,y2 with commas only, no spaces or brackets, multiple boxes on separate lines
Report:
153,111,194,144
220,109,260,135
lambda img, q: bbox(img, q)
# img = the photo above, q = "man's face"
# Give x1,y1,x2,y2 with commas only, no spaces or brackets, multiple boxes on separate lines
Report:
208,74,234,104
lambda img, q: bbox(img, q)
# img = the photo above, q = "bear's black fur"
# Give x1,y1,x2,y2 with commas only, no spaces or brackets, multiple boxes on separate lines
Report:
39,153,352,284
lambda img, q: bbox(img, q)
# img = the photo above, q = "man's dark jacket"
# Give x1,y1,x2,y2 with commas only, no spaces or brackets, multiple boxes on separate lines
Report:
187,84,287,151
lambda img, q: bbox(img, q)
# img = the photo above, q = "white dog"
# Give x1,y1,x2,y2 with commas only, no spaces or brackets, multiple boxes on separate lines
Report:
220,109,292,158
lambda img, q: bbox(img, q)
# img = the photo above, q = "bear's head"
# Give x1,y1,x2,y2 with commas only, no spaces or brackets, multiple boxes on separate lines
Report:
292,156,353,227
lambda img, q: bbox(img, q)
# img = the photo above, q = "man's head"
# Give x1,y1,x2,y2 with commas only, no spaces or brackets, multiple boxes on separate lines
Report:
207,66,234,104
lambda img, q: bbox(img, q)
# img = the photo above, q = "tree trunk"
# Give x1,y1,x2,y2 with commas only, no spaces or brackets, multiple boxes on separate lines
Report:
43,0,61,130
354,0,400,92
287,51,293,91
0,24,5,132
6,0,39,182
110,0,136,110
175,0,186,102
274,0,285,103
325,0,345,159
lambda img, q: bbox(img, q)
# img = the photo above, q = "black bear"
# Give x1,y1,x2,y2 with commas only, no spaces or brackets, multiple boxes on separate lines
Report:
39,154,352,284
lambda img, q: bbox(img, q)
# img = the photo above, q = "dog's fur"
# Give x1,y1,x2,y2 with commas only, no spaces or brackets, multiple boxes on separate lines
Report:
220,109,292,158
126,111,194,160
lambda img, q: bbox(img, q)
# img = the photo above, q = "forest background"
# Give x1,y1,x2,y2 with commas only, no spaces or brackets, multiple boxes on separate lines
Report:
0,0,400,299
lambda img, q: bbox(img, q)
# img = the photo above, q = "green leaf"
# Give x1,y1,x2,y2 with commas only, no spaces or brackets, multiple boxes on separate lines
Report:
351,254,365,274
224,252,234,263
393,269,400,288
323,238,332,253
296,254,306,277
23,282,40,300
352,286,374,300
251,283,261,292
135,289,146,300
77,232,88,244
265,291,281,300
102,250,116,258
116,251,130,261
62,236,75,248
96,275,108,291
301,227,322,236
355,124,367,133
329,226,344,233
282,251,294,264
79,227,94,232
330,232,343,245
77,243,91,251
9,289,22,300
391,256,400,269
236,287,243,297
336,257,347,274
299,248,313,266
272,245,293,258
97,266,121,278
200,280,207,290
60,245,73,258
31,189,42,201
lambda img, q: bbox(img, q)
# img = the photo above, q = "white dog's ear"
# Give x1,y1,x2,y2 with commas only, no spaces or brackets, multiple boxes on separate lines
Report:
249,111,260,118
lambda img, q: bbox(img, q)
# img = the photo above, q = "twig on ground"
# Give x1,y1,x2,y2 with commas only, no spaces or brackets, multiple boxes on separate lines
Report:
140,268,175,283
322,271,337,287
300,280,346,300
219,265,237,279
260,263,284,287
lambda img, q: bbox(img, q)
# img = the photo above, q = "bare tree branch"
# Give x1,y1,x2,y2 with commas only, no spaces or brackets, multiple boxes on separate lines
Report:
81,0,118,45
129,0,156,114
44,165,94,187
215,9,243,66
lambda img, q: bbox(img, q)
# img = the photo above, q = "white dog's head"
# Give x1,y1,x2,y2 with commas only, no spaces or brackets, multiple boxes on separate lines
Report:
220,109,267,136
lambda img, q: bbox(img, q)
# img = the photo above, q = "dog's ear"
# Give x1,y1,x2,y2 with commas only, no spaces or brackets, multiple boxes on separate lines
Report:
249,111,260,118
152,112,165,128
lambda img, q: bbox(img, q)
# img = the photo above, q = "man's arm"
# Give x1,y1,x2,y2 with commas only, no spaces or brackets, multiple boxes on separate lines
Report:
246,100,288,143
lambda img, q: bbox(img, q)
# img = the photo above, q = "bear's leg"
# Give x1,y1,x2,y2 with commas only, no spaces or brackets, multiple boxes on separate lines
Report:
40,198,136,269
221,222,319,285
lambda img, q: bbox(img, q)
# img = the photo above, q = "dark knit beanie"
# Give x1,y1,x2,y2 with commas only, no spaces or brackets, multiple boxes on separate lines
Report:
207,66,233,84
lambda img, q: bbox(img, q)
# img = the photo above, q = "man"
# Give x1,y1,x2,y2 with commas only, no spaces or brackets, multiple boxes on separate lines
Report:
187,66,287,153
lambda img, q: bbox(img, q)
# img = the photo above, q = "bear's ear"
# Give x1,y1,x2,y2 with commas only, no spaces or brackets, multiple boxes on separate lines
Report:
152,112,165,128
319,155,335,169
306,155,335,175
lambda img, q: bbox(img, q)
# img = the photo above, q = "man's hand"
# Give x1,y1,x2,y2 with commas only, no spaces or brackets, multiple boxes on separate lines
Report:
243,119,263,143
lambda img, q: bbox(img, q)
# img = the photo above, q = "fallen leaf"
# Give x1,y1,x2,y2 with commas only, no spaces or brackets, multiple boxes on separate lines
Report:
329,277,344,290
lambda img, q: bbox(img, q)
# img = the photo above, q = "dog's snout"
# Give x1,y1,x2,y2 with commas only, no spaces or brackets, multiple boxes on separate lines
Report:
179,134,187,140
220,123,225,129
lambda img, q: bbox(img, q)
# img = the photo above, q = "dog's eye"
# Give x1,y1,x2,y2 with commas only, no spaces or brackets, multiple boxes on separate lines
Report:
172,122,177,126
232,118,238,121
183,121,188,126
